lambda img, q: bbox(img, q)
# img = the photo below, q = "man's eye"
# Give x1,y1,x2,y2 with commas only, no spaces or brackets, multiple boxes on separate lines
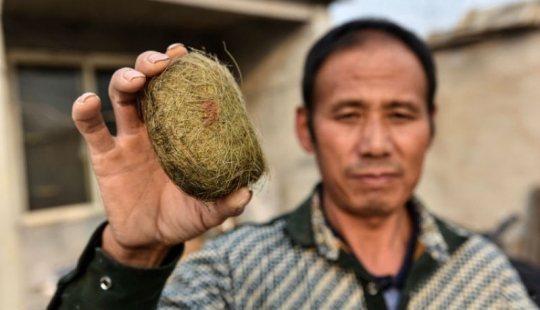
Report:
390,113,413,121
336,113,360,121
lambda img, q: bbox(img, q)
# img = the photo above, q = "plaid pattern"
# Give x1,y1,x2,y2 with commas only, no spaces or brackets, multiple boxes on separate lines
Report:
408,235,533,309
158,193,536,309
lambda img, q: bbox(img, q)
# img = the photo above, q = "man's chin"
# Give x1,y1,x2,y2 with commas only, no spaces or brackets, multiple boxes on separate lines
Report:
343,197,399,219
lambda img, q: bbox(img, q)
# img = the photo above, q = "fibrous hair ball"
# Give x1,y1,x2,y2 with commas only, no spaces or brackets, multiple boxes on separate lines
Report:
142,50,267,201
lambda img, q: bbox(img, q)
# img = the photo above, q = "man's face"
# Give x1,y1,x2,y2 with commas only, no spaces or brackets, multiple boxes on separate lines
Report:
296,37,433,217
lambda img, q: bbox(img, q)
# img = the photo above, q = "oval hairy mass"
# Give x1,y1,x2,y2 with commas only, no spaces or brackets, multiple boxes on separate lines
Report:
142,51,267,201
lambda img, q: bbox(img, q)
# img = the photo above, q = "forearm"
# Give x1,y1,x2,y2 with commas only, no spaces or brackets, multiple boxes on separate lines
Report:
48,222,183,310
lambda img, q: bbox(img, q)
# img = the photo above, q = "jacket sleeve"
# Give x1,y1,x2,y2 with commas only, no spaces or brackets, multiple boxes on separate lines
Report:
157,237,234,309
47,222,184,310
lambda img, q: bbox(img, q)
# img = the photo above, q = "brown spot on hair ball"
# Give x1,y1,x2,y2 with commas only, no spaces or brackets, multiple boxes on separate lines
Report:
142,50,267,201
200,100,219,126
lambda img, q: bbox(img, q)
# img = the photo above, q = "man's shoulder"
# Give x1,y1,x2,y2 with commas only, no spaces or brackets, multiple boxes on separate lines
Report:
428,216,518,280
410,215,536,308
455,233,509,262
432,215,507,259
431,215,500,251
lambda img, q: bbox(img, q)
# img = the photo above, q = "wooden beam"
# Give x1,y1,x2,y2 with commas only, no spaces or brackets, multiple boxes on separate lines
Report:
0,0,25,307
151,0,316,22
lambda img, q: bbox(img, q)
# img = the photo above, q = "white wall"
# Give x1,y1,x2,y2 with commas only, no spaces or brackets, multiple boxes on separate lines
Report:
418,31,540,232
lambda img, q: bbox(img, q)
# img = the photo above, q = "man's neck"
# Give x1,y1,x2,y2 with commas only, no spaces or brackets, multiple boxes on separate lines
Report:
323,196,413,277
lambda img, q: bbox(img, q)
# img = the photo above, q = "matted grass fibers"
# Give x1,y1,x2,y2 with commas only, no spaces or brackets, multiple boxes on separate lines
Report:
142,50,267,201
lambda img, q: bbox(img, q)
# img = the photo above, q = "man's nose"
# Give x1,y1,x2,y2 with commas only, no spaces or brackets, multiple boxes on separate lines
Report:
358,116,392,157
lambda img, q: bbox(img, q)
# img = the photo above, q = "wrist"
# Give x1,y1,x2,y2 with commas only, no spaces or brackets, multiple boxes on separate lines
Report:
102,225,173,268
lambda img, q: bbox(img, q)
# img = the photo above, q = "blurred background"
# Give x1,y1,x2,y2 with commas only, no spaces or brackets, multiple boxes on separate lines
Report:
0,0,539,309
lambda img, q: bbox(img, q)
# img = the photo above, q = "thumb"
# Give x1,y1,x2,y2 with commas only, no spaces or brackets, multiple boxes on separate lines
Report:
214,187,253,218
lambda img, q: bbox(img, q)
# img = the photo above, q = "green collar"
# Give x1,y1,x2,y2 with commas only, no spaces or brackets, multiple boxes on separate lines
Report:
284,194,315,247
284,186,470,262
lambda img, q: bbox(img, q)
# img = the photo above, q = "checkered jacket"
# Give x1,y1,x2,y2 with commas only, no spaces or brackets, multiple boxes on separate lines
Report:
158,193,537,309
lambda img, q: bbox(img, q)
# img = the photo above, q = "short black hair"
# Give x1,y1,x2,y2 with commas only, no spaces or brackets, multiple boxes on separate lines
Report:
302,18,437,117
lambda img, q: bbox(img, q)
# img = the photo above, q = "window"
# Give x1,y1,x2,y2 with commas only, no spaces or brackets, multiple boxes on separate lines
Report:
9,51,134,218
17,65,88,210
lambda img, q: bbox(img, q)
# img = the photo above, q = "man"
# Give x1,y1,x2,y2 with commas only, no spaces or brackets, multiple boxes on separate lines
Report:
48,19,536,309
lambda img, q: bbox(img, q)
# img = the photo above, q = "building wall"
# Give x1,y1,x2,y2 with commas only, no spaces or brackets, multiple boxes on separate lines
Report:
417,30,540,232
0,2,331,309
239,7,329,222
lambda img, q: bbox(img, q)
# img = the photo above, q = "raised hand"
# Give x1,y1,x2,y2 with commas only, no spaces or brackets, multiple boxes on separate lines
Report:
72,44,252,267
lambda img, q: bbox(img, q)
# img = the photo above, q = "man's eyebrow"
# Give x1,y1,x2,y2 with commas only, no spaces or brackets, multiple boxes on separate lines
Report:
331,100,367,111
385,101,422,112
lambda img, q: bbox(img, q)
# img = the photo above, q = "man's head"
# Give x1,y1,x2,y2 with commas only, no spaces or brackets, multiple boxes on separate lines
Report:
295,19,437,218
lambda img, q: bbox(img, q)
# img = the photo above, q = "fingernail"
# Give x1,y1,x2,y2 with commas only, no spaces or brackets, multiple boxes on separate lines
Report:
77,92,97,104
122,69,145,82
167,43,184,51
146,53,170,64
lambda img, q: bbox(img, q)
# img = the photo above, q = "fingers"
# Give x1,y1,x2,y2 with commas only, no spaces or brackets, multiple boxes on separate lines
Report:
108,68,148,135
73,93,115,154
195,187,252,232
110,45,185,136
134,51,171,78
165,43,188,60
133,44,187,77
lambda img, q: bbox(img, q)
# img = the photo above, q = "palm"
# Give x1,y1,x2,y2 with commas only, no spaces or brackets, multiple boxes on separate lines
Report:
92,123,232,249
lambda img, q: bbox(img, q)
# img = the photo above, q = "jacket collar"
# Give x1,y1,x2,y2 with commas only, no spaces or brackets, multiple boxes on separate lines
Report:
284,185,470,264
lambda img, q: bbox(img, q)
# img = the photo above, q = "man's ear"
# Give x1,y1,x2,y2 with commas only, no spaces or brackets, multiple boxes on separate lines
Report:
295,106,314,153
429,103,437,144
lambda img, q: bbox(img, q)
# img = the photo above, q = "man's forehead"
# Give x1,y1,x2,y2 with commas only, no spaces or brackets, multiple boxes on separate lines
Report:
314,38,427,100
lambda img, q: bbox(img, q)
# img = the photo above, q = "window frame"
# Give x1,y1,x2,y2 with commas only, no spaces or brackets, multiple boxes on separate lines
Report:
7,49,135,227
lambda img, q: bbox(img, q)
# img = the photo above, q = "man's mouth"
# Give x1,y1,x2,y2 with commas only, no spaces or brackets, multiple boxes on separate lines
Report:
348,171,401,187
